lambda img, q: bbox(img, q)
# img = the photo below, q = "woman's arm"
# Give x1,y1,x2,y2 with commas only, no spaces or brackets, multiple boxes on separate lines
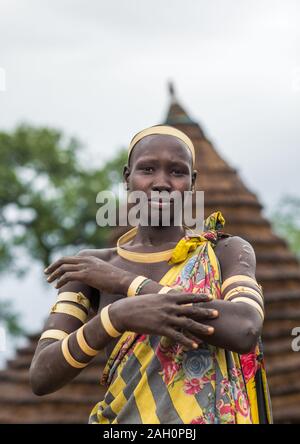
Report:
30,274,217,395
174,298,262,354
180,236,264,354
29,277,112,395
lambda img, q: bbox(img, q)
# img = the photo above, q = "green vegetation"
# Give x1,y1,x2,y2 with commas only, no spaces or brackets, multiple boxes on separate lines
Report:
0,124,127,334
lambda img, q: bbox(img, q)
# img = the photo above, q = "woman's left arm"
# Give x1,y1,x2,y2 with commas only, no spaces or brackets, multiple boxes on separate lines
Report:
182,235,264,354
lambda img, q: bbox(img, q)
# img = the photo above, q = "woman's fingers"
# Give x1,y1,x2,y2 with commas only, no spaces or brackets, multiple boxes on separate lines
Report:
46,264,82,283
163,327,199,350
172,292,212,305
181,331,204,351
44,256,83,275
171,316,215,336
177,304,219,320
55,271,84,289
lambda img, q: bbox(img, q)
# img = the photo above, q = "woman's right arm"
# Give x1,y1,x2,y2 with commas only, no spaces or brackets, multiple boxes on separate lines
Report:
30,286,216,396
29,278,113,396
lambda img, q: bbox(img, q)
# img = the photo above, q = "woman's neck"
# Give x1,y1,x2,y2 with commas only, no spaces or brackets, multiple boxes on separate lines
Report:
131,225,185,248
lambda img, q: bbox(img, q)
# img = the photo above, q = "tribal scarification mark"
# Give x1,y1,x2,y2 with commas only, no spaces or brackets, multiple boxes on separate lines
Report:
238,244,253,268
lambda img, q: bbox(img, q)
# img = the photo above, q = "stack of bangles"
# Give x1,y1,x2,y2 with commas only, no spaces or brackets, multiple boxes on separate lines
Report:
38,291,126,369
39,291,91,343
39,291,99,368
221,274,264,319
61,304,125,368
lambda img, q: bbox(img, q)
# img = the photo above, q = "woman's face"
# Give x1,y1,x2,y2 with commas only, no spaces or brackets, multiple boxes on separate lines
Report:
123,134,197,225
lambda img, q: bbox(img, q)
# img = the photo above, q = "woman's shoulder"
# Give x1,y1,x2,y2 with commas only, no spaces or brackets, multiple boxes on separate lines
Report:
215,235,255,254
214,235,256,278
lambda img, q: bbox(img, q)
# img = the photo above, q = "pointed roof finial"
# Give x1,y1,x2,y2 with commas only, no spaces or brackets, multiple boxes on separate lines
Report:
165,81,198,127
168,80,176,103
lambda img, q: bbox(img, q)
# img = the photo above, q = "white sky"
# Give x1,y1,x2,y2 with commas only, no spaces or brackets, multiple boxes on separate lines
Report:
0,0,300,361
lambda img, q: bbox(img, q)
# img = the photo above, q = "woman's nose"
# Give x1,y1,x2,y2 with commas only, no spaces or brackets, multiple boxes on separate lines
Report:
151,174,172,192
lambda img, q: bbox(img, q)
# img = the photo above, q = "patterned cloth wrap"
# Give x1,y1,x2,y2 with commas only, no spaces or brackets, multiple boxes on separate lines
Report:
89,211,273,424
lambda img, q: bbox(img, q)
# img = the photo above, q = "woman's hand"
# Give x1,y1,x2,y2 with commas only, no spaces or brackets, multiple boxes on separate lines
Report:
109,292,219,350
44,254,134,294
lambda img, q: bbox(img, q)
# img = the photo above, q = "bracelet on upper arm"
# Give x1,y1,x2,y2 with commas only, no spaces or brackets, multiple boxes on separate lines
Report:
222,283,264,320
221,275,260,294
56,291,90,311
51,302,87,323
224,286,263,304
39,329,68,341
49,291,90,323
230,296,264,320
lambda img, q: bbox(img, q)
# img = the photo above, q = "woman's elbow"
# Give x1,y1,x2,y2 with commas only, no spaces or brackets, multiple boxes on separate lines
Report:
238,319,261,354
29,360,51,396
30,382,48,397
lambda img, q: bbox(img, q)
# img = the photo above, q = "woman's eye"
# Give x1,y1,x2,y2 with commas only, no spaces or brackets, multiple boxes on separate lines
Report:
142,167,153,172
171,169,184,175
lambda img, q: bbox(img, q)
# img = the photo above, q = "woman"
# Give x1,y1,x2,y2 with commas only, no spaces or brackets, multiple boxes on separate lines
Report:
30,125,272,424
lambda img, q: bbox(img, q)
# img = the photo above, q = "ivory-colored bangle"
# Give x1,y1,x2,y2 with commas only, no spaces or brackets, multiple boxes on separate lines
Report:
61,336,88,369
127,275,148,297
231,296,265,320
158,286,173,294
51,302,87,323
39,329,68,341
221,275,259,293
100,304,122,338
224,286,263,305
227,291,264,309
136,278,152,295
57,291,90,311
76,325,98,357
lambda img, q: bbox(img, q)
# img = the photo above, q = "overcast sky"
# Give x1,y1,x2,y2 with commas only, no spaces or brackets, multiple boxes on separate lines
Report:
0,0,300,360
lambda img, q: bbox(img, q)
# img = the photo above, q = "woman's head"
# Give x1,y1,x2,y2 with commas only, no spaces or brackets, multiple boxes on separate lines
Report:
123,125,197,226
124,125,197,194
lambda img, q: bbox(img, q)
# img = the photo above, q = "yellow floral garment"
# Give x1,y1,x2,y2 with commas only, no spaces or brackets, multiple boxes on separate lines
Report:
89,212,272,424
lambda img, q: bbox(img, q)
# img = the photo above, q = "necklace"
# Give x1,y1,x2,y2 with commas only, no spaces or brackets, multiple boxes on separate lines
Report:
116,226,194,263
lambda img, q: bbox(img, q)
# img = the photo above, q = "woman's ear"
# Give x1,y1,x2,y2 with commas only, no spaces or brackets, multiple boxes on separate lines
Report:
123,165,130,190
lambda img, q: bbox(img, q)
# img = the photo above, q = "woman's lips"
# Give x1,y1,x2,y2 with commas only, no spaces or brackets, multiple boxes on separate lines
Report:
148,199,173,209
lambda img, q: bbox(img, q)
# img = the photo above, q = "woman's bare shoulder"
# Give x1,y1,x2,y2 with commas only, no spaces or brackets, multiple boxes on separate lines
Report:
214,235,256,280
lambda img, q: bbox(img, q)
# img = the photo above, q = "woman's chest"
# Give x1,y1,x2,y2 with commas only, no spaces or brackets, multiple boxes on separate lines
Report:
108,255,174,283
98,256,175,358
98,257,174,312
